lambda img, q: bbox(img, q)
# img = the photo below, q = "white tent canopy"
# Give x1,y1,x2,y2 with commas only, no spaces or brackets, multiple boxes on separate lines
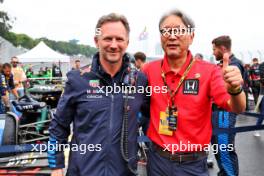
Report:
17,41,70,63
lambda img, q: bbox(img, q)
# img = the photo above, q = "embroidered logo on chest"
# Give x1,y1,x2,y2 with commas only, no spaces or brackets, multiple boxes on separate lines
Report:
183,79,199,95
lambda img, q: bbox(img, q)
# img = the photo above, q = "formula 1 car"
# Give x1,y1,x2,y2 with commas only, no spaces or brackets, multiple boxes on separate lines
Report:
0,94,54,175
25,77,64,109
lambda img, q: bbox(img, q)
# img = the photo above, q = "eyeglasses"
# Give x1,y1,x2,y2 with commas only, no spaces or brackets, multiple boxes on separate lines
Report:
12,62,19,64
159,27,194,38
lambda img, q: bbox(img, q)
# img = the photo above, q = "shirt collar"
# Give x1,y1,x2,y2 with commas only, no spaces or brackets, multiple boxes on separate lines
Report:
161,50,193,76
91,52,129,75
90,52,131,84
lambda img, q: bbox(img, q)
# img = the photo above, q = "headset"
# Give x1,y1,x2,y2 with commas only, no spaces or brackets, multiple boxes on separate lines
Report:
121,53,139,175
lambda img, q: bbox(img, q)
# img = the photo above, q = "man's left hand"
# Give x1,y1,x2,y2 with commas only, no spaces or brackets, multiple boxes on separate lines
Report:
222,53,243,92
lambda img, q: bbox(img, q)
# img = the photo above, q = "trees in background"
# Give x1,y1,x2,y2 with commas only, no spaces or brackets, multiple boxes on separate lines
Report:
0,0,97,57
1,32,97,57
0,0,13,36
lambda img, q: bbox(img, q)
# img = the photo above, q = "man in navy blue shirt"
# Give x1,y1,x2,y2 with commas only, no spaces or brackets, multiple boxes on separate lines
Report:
211,35,245,176
0,63,19,113
49,13,149,176
0,72,8,114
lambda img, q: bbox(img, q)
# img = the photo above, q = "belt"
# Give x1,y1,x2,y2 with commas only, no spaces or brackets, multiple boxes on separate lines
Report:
212,104,225,111
152,143,207,163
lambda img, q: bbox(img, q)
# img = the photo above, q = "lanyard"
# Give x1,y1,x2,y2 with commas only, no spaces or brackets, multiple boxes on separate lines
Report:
161,58,195,107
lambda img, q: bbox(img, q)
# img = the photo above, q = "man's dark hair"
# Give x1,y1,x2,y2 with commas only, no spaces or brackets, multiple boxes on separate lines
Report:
2,63,11,69
130,59,136,64
252,58,258,62
195,53,204,59
95,13,130,36
212,35,232,50
159,9,195,29
134,52,146,62
75,59,80,63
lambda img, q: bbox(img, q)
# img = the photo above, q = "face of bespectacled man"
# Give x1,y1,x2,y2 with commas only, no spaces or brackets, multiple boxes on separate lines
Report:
11,58,19,67
94,21,129,64
160,15,194,59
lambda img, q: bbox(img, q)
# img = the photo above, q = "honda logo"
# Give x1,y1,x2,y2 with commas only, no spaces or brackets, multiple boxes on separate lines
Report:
183,79,199,95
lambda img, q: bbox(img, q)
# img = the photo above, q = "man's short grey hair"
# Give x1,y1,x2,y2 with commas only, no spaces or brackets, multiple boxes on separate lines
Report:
95,13,130,35
159,9,195,29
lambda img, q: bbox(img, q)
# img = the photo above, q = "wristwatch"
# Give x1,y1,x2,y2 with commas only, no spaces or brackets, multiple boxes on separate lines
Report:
228,86,243,96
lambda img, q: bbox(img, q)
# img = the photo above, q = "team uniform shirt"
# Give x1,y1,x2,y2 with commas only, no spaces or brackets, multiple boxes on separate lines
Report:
0,74,7,96
48,53,149,176
259,62,264,85
4,74,15,91
52,66,62,77
26,69,34,78
143,51,231,152
0,73,15,96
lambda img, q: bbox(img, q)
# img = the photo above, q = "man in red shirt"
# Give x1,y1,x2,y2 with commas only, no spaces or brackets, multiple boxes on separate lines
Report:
143,9,245,176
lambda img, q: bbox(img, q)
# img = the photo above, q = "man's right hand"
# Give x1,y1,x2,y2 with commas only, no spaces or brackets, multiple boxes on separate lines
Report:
51,169,64,176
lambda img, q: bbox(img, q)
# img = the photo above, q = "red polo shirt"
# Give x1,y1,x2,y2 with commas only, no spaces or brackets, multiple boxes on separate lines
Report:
143,51,231,152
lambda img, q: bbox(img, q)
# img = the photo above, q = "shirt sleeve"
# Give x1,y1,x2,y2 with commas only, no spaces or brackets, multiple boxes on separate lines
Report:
48,72,75,169
0,75,7,96
0,77,6,96
210,65,231,111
